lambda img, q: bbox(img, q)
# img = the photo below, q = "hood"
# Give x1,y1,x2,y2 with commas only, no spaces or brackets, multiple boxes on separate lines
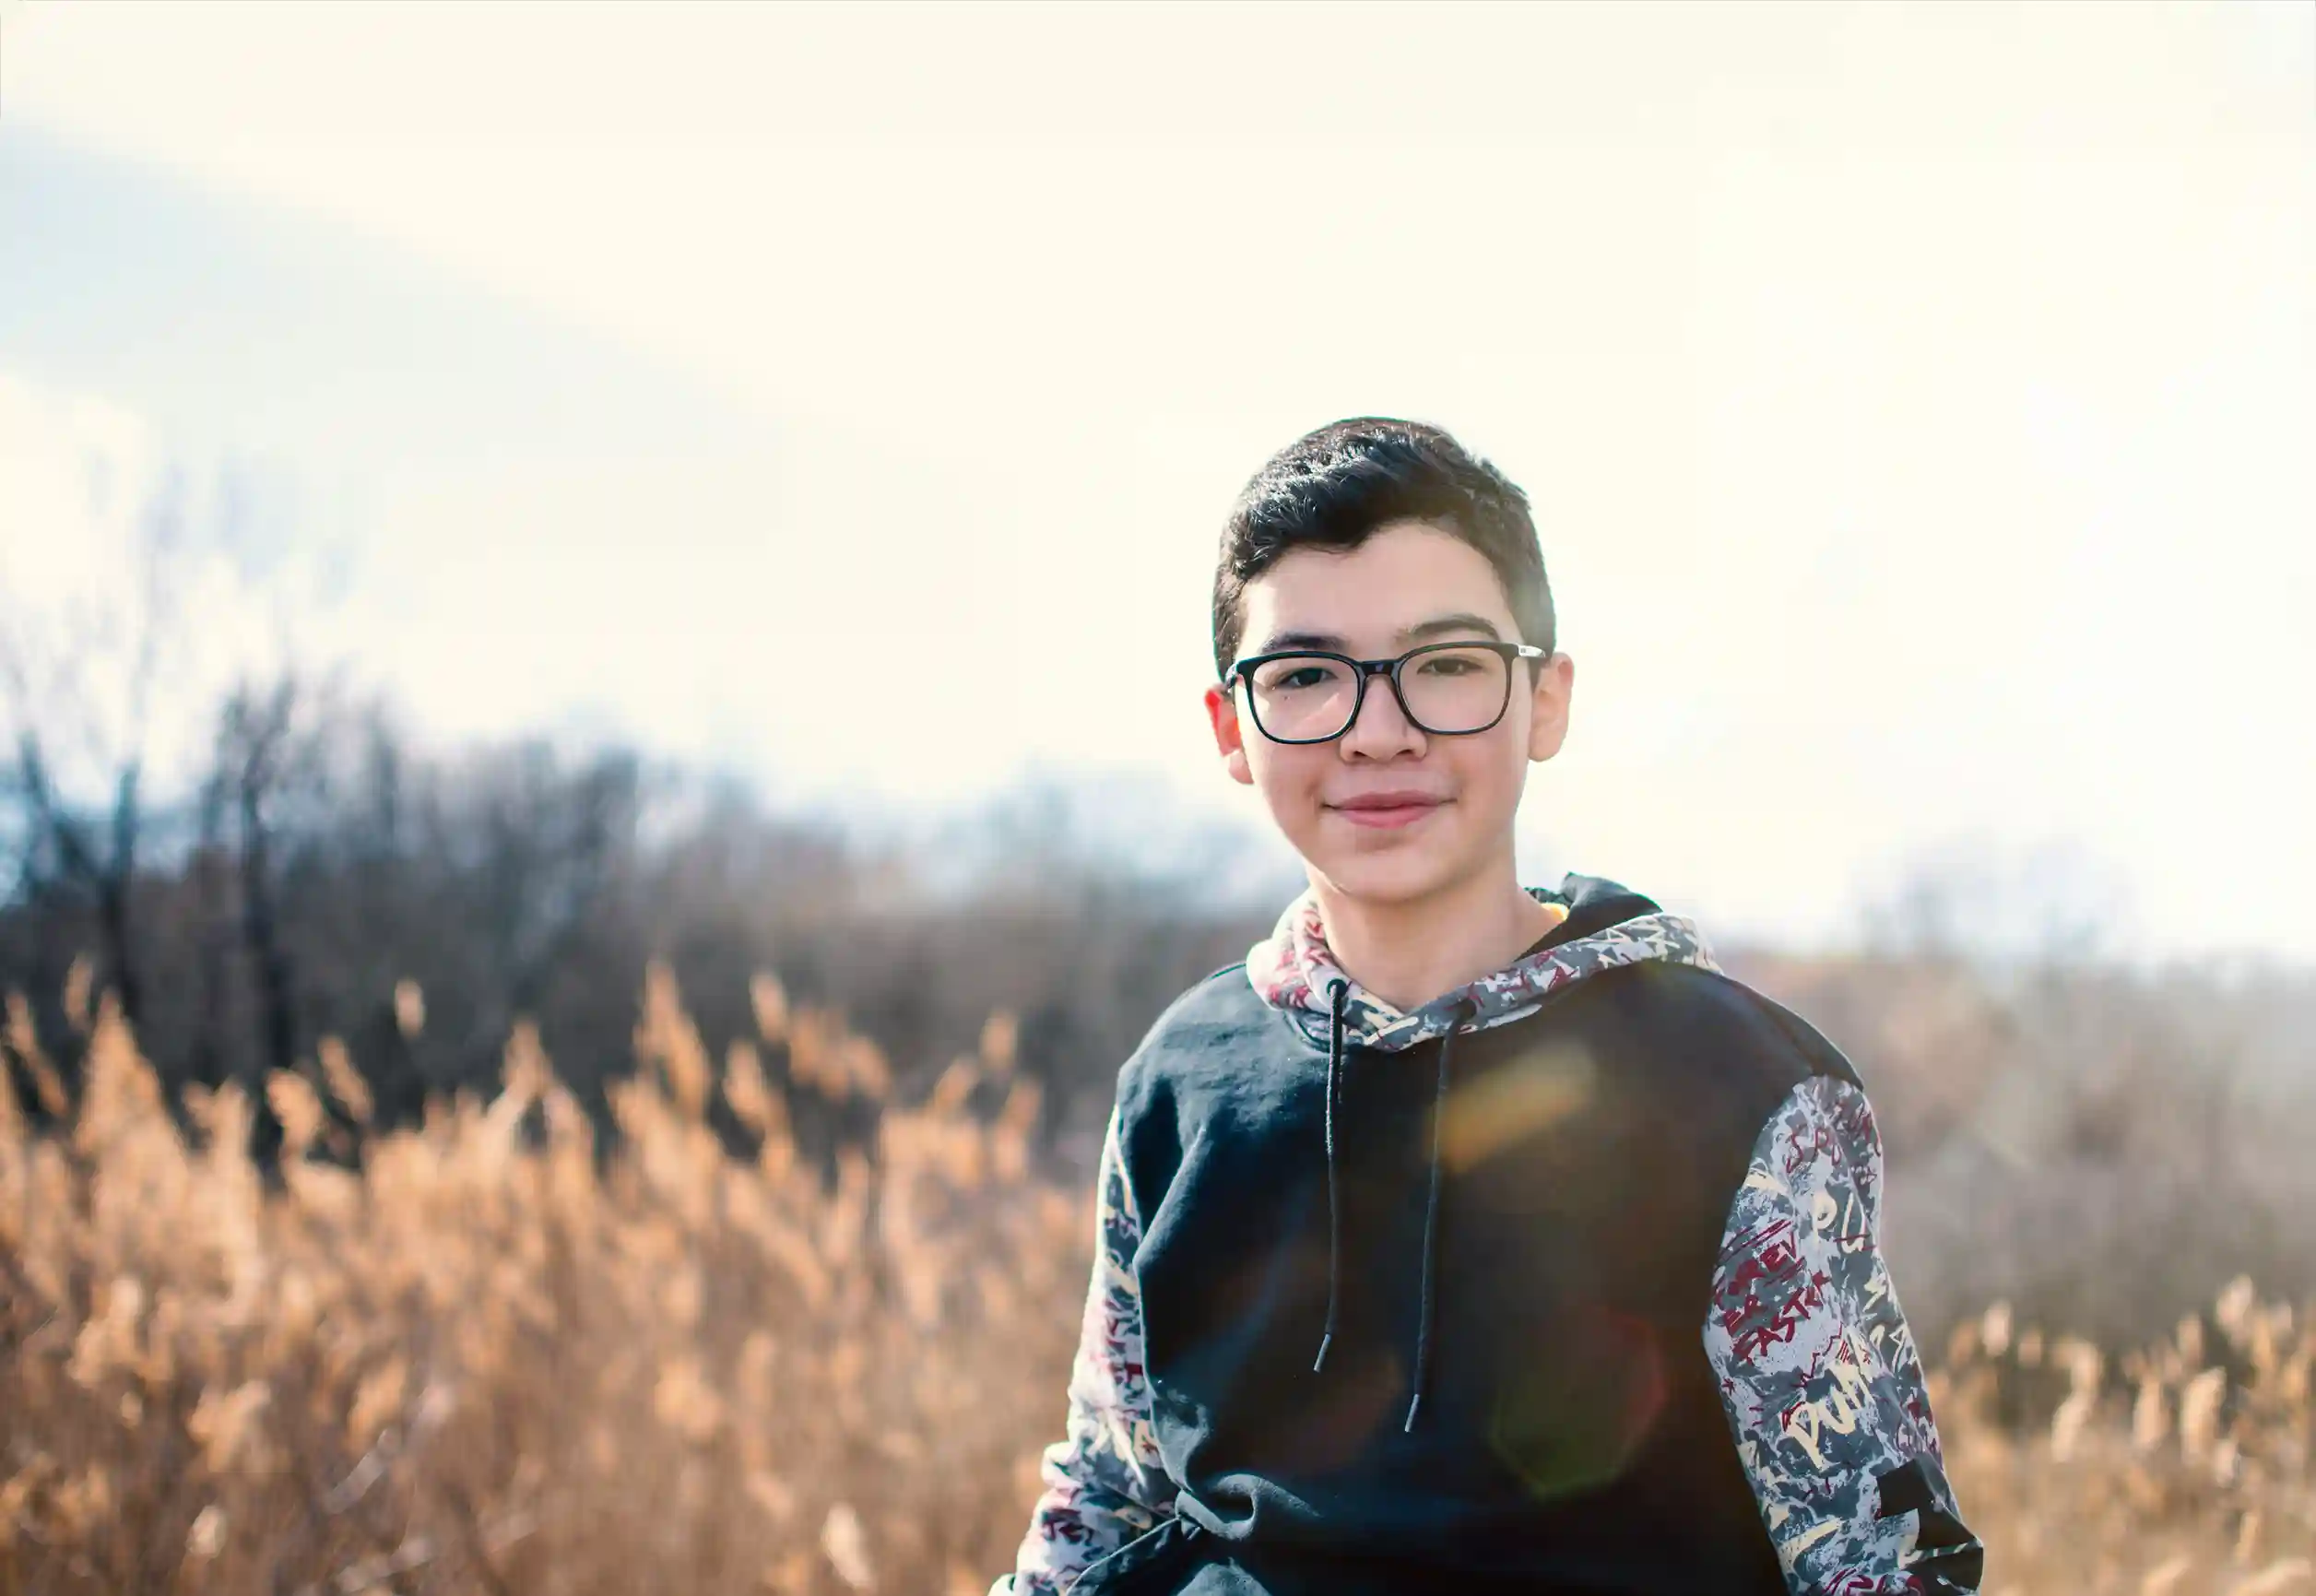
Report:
1246,871,1721,1053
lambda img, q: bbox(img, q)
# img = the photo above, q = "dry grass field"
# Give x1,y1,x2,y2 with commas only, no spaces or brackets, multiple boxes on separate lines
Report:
3,969,2310,1595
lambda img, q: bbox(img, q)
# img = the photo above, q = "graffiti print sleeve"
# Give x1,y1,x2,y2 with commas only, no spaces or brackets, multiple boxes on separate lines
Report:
1704,1076,1985,1596
997,1105,1176,1596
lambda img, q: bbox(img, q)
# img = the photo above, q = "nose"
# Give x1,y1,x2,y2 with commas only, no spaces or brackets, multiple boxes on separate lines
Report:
1341,666,1424,759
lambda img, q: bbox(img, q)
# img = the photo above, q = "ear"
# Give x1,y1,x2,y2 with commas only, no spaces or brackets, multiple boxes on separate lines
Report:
1525,651,1575,763
1204,681,1255,786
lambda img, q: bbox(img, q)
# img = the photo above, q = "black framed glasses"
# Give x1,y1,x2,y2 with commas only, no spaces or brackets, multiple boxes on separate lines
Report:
1224,640,1549,745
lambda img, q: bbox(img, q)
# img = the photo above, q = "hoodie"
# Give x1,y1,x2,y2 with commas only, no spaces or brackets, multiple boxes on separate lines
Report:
996,875,1980,1596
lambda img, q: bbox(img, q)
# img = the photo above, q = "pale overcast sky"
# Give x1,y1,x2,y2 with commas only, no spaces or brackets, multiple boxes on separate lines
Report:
2,2,2310,963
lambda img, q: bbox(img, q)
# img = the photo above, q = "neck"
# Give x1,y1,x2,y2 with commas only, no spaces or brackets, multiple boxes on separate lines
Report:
1310,859,1559,1015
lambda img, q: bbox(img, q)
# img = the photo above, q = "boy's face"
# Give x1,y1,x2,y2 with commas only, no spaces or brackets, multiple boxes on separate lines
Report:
1203,519,1575,908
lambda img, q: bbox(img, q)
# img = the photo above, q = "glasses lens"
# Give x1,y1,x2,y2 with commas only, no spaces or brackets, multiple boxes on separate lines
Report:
1247,655,1357,741
1399,645,1510,733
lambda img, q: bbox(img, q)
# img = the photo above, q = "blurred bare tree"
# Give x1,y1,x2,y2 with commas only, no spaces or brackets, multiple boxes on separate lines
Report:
0,468,208,1034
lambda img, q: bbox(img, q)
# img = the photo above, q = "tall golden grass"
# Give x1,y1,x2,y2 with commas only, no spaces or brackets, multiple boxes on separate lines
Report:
2,967,2310,1594
1937,1289,2313,1596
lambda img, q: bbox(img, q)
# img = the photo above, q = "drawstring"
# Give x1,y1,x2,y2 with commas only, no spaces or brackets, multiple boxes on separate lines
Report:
1308,983,1477,1432
1405,995,1475,1432
1312,977,1351,1372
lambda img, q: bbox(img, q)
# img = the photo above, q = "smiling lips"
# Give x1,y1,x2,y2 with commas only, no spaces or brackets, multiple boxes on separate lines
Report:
1329,791,1448,830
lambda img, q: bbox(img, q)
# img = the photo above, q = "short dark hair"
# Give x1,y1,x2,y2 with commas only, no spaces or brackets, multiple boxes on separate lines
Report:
1211,417,1554,681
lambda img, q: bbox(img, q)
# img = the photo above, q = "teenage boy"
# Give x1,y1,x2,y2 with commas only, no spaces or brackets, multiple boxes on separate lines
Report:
992,419,1980,1596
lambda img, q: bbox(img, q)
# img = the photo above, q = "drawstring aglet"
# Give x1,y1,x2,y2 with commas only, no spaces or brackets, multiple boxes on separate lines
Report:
1312,1333,1332,1373
1402,1393,1423,1433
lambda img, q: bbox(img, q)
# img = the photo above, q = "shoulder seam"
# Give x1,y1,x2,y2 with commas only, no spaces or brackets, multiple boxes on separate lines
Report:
1692,965,1863,1086
1117,961,1258,1089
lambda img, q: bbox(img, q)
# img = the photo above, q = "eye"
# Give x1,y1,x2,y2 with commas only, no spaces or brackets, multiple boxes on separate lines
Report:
1252,656,1350,694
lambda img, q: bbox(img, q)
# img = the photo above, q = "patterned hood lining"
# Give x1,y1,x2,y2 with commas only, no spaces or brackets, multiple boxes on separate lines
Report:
1245,877,1722,1052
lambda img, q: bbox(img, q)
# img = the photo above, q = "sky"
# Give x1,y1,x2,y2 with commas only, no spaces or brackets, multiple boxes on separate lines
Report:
1,2,2311,964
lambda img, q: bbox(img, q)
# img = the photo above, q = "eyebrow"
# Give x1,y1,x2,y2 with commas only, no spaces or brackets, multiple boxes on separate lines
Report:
1252,611,1506,654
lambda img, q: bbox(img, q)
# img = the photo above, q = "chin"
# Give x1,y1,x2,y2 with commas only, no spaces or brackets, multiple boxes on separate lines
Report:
1312,845,1463,907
